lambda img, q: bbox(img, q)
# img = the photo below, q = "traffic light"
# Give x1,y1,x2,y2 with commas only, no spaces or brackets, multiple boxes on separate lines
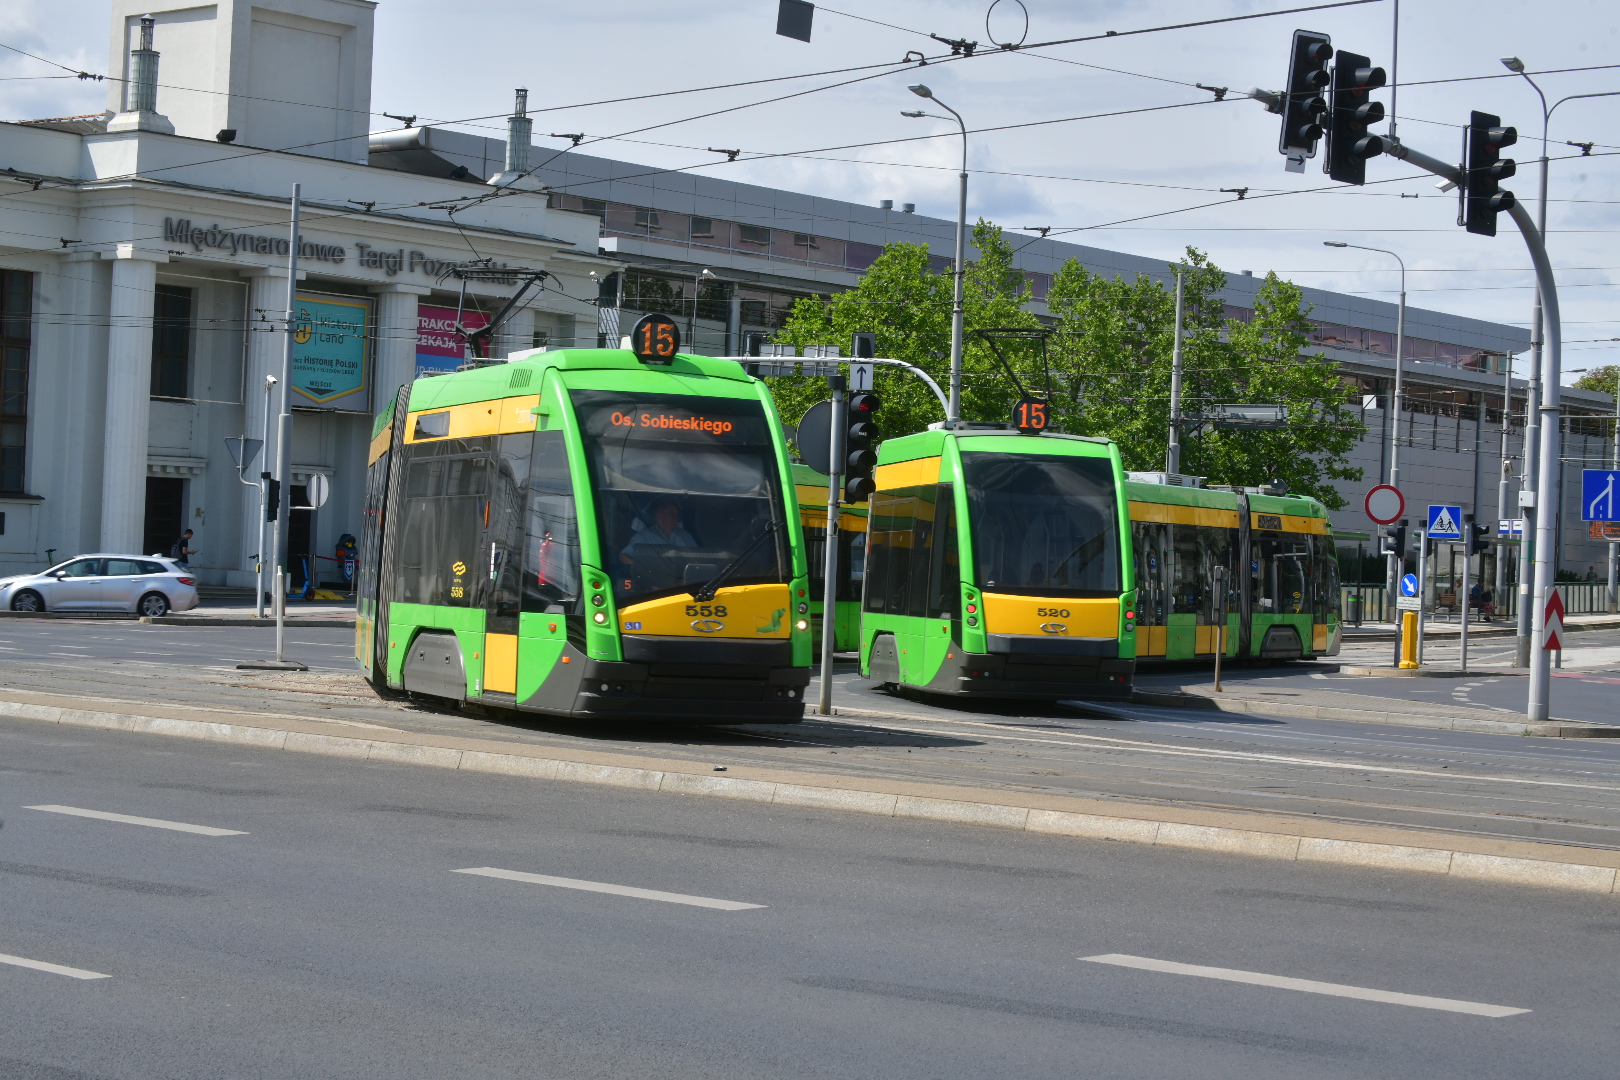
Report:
1279,30,1333,168
851,332,876,359
1325,50,1386,184
264,474,281,522
1381,520,1408,560
844,392,881,502
1467,516,1491,555
1463,111,1517,237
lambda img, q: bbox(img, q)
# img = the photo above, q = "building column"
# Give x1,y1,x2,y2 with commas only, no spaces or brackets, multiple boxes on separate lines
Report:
498,304,534,361
100,250,164,553
371,284,429,407
234,269,291,583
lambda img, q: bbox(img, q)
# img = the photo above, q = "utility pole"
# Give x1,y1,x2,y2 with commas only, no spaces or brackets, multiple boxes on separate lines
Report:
1611,385,1620,612
818,376,847,716
275,184,300,664
1166,264,1185,475
1496,357,1513,617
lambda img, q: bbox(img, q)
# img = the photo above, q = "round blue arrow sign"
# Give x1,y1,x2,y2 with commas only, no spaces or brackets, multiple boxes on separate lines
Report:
1400,573,1419,597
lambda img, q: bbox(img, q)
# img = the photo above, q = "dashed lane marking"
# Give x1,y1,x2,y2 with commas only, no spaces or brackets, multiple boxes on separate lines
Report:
25,805,247,837
453,867,765,911
1081,954,1528,1018
0,951,111,980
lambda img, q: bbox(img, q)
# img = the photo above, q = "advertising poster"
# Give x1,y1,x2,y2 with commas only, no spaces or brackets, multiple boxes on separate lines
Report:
417,304,491,378
291,293,372,411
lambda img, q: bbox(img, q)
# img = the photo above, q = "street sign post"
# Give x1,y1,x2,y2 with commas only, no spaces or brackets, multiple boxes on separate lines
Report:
1427,504,1463,541
1582,469,1620,522
1365,484,1404,525
1544,589,1565,652
1498,518,1524,537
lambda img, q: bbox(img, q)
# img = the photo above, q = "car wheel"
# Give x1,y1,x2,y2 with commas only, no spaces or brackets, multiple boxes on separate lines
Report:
10,590,44,612
138,592,170,618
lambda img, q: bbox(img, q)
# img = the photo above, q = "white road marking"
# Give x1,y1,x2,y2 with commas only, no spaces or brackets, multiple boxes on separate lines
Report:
1081,954,1528,1018
453,867,765,910
25,805,247,837
1309,672,1329,680
0,951,111,980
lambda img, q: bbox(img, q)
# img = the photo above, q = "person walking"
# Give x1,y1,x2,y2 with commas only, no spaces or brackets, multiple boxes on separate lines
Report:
169,529,198,568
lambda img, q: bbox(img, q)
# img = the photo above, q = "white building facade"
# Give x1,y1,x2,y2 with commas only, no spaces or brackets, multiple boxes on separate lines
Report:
0,0,611,585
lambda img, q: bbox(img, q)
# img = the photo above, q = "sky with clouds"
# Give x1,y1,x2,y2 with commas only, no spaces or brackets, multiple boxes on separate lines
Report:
2,0,1616,381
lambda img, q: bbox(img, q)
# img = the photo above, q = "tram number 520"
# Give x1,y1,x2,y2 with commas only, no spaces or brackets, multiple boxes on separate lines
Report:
630,313,681,364
1012,396,1049,434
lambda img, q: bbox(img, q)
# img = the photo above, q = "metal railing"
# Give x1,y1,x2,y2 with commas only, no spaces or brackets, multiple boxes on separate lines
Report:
1339,582,1615,625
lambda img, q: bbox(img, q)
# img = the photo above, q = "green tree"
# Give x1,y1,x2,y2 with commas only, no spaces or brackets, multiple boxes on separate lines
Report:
1046,249,1362,508
769,220,1037,439
1574,364,1619,398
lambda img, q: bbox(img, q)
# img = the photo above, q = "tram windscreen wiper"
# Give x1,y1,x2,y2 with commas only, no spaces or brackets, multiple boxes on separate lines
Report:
690,519,780,603
1048,532,1106,585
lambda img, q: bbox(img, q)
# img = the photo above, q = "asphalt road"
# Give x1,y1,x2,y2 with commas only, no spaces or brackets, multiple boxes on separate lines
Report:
5,621,1620,853
4,716,1619,1080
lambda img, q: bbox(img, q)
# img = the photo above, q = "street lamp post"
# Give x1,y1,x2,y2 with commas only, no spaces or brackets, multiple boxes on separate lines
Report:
1326,241,1406,617
903,84,967,423
1500,59,1620,662
690,268,715,351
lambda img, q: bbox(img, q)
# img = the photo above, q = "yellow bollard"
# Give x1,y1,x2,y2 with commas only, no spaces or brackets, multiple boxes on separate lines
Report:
1398,610,1420,669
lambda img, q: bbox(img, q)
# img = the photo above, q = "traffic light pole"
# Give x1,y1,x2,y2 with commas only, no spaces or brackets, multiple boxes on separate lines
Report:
818,377,847,717
1383,139,1563,721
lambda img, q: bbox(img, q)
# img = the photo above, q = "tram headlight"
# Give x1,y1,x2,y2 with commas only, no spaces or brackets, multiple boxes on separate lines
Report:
795,619,809,631
593,612,607,624
967,615,978,627
591,594,604,607
797,602,808,614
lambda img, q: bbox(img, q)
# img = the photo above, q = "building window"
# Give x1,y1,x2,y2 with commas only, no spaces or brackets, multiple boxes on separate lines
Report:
0,269,31,494
690,217,714,238
151,285,193,399
739,224,770,246
635,208,661,231
793,233,819,249
580,199,606,222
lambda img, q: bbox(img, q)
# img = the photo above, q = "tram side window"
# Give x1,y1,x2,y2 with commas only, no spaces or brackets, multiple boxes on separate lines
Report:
1313,534,1341,621
1132,521,1168,627
397,441,492,608
1253,532,1312,615
522,430,581,614
356,447,390,614
864,488,921,616
925,485,960,619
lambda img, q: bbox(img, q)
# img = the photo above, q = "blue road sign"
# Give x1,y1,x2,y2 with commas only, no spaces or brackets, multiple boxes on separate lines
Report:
1582,469,1620,522
1400,573,1420,597
1427,504,1463,540
1498,518,1523,537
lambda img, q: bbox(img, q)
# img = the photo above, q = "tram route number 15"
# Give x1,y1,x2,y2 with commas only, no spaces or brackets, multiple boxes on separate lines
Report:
1012,396,1049,434
631,313,681,364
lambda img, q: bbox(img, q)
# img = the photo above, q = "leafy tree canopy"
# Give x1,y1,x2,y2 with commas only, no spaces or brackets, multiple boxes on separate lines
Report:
1574,364,1619,398
769,222,1363,509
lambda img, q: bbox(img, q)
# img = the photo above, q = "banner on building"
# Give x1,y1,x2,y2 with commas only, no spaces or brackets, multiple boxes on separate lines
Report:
292,293,372,411
417,304,491,378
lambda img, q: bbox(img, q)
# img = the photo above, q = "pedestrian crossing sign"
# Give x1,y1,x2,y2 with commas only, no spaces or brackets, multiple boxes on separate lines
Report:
1427,504,1463,540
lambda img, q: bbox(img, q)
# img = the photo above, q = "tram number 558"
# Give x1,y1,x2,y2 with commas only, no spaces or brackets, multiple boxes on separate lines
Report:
631,313,681,364
1012,397,1049,434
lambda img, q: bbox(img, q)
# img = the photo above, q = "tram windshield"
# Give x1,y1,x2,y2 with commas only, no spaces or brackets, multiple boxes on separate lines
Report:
572,390,790,607
962,451,1121,597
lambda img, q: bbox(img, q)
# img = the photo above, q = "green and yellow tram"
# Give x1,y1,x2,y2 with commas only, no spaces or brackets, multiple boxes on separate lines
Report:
859,426,1136,700
1127,478,1341,661
355,342,813,721
792,462,867,652
855,425,1342,702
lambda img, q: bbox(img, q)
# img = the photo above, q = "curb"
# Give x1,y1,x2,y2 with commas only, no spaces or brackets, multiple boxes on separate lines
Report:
2,695,1617,897
1125,689,1620,739
0,611,354,628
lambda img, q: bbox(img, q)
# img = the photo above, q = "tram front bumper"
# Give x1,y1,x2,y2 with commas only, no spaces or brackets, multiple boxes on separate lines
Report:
952,634,1133,700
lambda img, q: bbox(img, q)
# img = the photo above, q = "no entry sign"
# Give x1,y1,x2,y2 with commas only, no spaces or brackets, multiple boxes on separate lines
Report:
1365,484,1404,525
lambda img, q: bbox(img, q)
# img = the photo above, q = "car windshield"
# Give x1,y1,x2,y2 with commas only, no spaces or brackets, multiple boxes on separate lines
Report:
961,451,1121,598
571,390,789,607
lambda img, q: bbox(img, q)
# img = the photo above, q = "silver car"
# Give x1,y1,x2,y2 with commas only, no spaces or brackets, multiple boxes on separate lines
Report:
0,554,201,616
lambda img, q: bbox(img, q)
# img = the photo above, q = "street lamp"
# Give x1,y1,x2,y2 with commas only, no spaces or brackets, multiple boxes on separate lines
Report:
690,267,716,348
1499,57,1620,661
903,84,968,422
1325,240,1406,620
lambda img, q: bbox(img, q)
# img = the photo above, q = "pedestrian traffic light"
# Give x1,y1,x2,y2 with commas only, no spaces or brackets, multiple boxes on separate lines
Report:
264,474,281,522
1463,110,1517,237
1468,516,1491,555
1279,30,1333,168
844,392,881,502
1325,49,1386,184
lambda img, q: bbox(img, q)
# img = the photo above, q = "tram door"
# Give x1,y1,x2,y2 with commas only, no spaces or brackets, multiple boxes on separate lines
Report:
484,433,533,694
